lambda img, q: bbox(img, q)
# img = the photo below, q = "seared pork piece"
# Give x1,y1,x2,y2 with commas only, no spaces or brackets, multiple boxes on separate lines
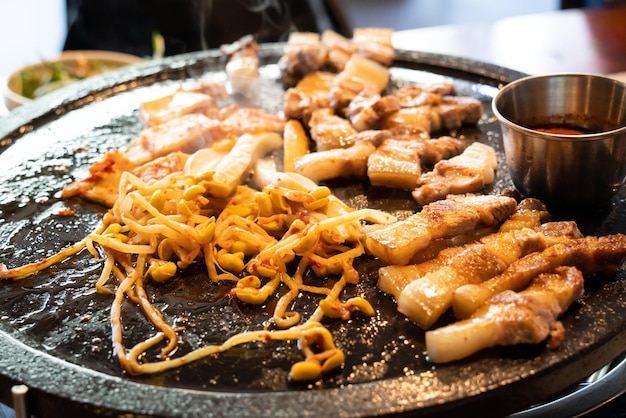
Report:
435,96,484,130
499,198,551,232
62,150,137,207
426,266,584,363
219,107,286,136
383,95,483,133
293,140,376,182
221,35,260,94
378,246,465,299
452,233,626,319
393,85,444,108
382,106,438,132
133,151,189,182
139,90,218,127
278,32,326,86
408,201,562,266
283,71,335,121
125,113,222,166
418,136,467,166
381,125,467,165
207,132,283,198
329,55,390,110
344,92,401,131
62,151,189,207
397,226,561,329
412,142,497,205
367,138,423,189
321,29,354,71
351,28,394,66
363,194,517,265
308,109,358,150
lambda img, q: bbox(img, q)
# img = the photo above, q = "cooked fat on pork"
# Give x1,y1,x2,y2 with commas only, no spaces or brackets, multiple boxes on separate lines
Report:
321,30,354,71
367,138,424,189
125,113,223,166
425,266,585,364
412,142,498,205
329,55,391,110
307,109,358,150
383,97,483,133
367,134,465,189
395,225,578,329
351,27,395,67
437,95,483,130
393,85,444,108
452,233,626,319
344,93,401,131
283,72,335,121
294,139,376,182
363,194,518,266
221,35,260,94
278,32,327,87
138,90,218,127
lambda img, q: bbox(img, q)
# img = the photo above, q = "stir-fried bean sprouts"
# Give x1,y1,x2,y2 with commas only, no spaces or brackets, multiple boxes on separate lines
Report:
0,167,395,381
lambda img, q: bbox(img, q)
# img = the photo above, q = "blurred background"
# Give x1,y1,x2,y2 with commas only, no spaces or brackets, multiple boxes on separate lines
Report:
0,0,566,80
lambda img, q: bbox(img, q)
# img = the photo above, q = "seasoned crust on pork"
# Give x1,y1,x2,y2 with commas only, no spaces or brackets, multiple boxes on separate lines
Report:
426,266,585,363
363,194,518,266
412,142,497,205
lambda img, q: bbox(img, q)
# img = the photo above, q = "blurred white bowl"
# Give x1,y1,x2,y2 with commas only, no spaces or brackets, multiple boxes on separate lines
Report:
3,50,143,111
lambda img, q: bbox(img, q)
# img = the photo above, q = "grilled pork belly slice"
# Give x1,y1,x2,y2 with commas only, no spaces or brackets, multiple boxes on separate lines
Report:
308,109,358,151
344,93,401,131
138,90,218,127
435,96,484,130
133,151,189,182
412,142,497,205
321,30,354,71
498,198,551,232
380,126,466,166
383,96,483,133
278,32,326,86
378,246,465,299
393,86,444,108
62,151,189,207
219,107,287,136
294,139,376,182
367,138,423,189
351,27,394,67
452,233,626,319
330,55,390,110
62,150,137,207
363,194,517,266
397,226,558,329
376,199,560,297
283,71,335,121
418,136,467,165
221,35,260,95
125,113,223,166
426,266,584,364
382,106,436,132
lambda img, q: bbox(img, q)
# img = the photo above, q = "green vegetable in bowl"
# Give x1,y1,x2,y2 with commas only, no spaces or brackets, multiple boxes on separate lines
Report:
20,58,130,99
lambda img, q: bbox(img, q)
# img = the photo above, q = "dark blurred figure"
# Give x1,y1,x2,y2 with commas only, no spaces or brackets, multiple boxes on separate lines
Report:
64,0,343,57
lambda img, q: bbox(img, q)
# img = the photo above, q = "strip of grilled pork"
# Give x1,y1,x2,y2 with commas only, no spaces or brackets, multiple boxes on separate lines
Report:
426,266,585,363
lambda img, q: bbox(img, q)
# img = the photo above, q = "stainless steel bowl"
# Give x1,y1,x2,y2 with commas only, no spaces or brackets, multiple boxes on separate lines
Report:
492,73,626,210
